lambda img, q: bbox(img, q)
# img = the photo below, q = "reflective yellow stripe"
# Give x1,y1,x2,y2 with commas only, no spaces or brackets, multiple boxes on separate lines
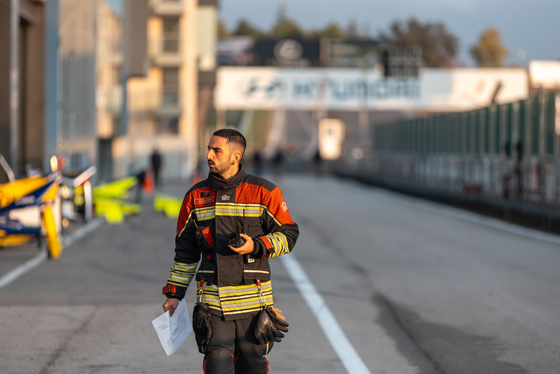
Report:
215,203,266,217
168,262,197,287
244,269,270,274
197,281,274,317
266,232,289,257
194,207,215,221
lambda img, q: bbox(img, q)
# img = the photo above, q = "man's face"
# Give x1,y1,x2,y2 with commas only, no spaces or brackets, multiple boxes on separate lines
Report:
206,136,239,179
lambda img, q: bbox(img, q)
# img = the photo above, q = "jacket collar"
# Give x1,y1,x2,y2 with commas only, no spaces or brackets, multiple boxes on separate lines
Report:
207,164,245,191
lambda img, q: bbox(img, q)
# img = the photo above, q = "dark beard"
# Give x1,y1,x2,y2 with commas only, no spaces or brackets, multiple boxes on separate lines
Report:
209,163,230,179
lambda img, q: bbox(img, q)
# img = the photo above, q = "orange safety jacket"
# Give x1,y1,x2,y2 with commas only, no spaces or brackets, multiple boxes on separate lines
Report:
164,165,299,320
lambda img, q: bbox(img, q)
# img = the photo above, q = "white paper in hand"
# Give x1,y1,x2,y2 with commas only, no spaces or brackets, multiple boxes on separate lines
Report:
152,299,193,356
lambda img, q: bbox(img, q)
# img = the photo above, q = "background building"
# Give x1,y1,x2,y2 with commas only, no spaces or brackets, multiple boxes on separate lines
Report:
1,0,100,182
58,0,98,174
96,0,124,182
0,0,52,181
196,0,219,171
98,0,216,183
1,0,217,185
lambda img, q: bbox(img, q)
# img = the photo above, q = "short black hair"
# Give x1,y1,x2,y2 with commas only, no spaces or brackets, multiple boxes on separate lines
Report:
213,128,246,156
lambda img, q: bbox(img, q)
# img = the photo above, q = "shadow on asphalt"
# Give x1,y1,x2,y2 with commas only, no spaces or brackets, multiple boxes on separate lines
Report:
374,293,528,374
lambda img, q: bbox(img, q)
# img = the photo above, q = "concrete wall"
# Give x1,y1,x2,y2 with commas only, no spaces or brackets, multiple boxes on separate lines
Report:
21,3,46,172
0,0,20,180
58,0,98,170
0,0,48,179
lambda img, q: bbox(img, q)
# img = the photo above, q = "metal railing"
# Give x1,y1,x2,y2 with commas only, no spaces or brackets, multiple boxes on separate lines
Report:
337,91,560,231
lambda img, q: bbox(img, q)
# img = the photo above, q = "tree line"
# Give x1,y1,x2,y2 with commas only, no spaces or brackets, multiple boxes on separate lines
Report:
219,7,510,69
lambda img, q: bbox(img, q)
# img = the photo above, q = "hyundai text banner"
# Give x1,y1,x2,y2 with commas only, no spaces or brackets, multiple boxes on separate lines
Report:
215,67,528,111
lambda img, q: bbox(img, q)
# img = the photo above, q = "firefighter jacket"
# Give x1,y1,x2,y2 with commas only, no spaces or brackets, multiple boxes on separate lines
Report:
165,165,299,320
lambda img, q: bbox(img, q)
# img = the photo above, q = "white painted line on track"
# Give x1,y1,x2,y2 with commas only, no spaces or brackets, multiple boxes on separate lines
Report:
0,250,48,289
0,218,104,289
281,254,372,374
63,217,104,248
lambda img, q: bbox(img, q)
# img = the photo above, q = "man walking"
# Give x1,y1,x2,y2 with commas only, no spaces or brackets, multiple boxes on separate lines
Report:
162,129,299,373
150,147,163,188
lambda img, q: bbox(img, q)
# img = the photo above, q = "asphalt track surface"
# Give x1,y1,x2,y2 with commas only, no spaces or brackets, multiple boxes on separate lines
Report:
1,175,559,374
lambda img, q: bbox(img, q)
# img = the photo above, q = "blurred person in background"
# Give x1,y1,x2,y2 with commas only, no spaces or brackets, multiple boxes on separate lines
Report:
272,149,284,180
252,150,263,176
134,169,146,203
313,148,323,176
150,147,163,188
161,128,299,374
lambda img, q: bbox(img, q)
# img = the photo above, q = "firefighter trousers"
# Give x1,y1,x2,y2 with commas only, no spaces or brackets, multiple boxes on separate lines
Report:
203,313,273,374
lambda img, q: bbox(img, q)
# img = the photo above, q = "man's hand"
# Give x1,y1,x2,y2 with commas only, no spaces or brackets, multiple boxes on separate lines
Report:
162,297,179,317
228,233,254,255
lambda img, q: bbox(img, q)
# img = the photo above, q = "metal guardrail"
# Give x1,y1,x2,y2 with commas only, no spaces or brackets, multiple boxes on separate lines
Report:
336,91,560,233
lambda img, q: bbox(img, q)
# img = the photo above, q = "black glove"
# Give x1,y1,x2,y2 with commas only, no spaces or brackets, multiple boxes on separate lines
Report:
192,302,212,353
254,306,289,344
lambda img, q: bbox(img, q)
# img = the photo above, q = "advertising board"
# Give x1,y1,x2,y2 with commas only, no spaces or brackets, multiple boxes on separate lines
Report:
216,67,528,111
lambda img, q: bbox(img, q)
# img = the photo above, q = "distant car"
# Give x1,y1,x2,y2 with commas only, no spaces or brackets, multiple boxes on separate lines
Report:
0,155,63,258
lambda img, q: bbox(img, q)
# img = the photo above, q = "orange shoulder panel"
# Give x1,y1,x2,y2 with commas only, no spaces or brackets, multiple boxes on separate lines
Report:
235,183,265,204
238,183,294,225
176,187,217,234
267,187,295,225
176,195,193,235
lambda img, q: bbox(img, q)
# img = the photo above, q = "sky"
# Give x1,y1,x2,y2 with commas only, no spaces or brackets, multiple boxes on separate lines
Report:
219,0,560,67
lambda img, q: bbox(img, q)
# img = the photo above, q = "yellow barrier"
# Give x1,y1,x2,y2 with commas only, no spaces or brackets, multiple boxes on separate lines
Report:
92,177,141,224
93,177,137,200
153,194,182,219
94,198,142,224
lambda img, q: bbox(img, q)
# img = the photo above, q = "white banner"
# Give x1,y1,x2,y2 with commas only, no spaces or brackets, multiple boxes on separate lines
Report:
530,61,560,89
215,67,528,111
